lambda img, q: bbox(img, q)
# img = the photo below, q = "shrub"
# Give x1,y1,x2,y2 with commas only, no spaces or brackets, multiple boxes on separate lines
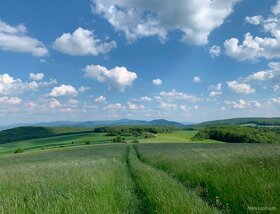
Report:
132,139,139,144
112,136,125,143
14,148,24,154
85,141,91,145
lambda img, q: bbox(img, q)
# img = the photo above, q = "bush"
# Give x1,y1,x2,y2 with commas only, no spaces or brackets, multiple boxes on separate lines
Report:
85,141,91,145
132,139,139,144
112,136,125,143
14,148,24,154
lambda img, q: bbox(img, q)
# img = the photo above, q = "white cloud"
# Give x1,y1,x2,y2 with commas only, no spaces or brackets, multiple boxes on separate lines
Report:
245,62,280,82
95,95,106,103
127,102,144,110
209,91,222,98
132,96,152,102
209,45,221,57
274,84,280,92
0,20,48,57
67,99,79,106
91,0,239,45
193,76,201,83
208,83,222,98
49,98,60,109
159,101,177,110
152,79,162,85
225,99,261,109
104,103,125,110
0,96,22,105
48,84,78,97
53,27,116,56
159,89,199,102
227,80,255,94
84,65,137,91
225,2,280,61
29,73,44,81
271,97,280,104
272,0,280,15
245,15,263,25
209,83,222,91
0,73,56,95
78,86,90,93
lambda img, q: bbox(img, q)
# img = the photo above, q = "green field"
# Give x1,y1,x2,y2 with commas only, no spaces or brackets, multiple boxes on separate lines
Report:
139,131,220,143
0,131,279,213
0,133,112,155
0,131,214,155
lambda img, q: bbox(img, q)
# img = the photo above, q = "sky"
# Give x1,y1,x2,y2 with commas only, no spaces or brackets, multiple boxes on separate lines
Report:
0,0,280,125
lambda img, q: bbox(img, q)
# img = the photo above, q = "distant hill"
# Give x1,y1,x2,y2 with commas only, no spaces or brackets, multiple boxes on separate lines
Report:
148,119,185,127
0,119,186,130
196,117,280,127
0,126,94,144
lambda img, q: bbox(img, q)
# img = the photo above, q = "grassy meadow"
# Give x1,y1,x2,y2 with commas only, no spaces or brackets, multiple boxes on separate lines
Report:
0,130,279,213
135,143,280,213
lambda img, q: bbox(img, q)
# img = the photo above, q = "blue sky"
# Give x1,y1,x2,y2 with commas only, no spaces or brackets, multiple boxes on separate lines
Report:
0,0,280,124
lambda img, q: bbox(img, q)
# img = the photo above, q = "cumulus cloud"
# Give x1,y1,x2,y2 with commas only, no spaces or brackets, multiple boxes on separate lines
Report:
245,62,280,82
159,89,199,102
0,73,56,95
132,96,152,102
209,45,221,57
209,91,223,98
48,84,78,97
271,97,280,104
272,0,280,15
95,95,106,103
0,20,48,57
104,103,125,110
225,2,280,61
225,99,261,109
91,0,239,45
78,86,90,93
84,65,137,91
227,80,255,94
245,15,263,25
0,96,22,105
67,99,79,106
208,83,222,98
159,101,177,110
152,79,162,85
127,102,144,110
49,98,60,109
29,73,44,81
193,76,201,83
53,27,116,56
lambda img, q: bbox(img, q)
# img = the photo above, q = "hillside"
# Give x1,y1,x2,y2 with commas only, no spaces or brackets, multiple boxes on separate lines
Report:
0,119,185,130
0,126,94,144
196,117,280,127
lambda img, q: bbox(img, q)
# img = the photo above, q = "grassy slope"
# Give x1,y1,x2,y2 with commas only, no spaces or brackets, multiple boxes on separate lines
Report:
127,145,218,213
0,133,119,155
139,131,221,143
0,131,220,155
136,143,280,213
0,144,138,213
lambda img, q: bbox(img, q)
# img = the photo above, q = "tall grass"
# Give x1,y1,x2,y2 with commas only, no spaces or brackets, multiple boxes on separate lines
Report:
135,143,280,213
127,145,218,213
0,144,138,213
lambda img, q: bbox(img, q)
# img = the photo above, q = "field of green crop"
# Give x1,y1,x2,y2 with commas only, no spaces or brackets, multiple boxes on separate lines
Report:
0,133,279,213
0,133,112,155
139,131,220,143
0,131,210,155
135,143,280,213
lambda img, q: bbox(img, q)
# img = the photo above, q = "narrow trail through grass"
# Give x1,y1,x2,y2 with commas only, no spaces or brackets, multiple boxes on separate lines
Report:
126,144,218,214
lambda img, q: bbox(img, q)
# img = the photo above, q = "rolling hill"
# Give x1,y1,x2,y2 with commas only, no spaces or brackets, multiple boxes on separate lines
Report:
0,119,186,130
195,117,280,127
